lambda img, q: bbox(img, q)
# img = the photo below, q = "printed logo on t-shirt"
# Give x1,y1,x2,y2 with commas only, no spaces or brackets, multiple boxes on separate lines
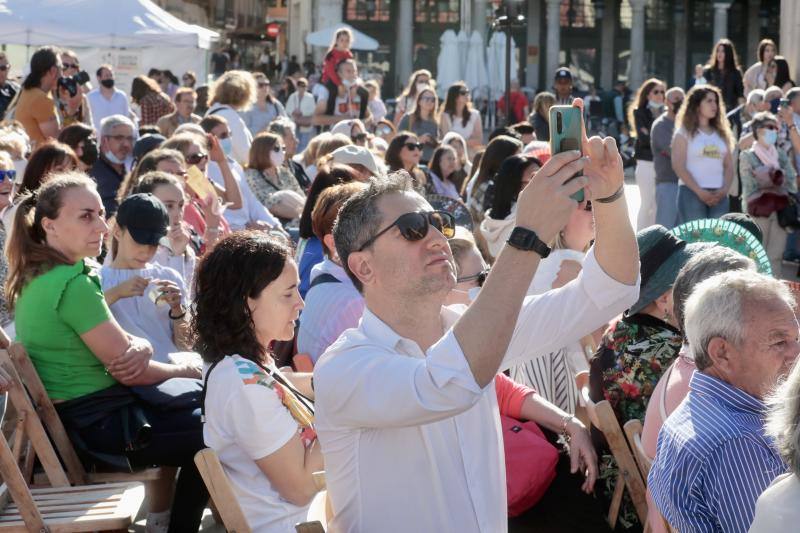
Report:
236,360,277,390
701,144,722,159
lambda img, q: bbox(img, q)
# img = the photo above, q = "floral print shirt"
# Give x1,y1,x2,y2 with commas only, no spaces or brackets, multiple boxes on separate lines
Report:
244,166,305,209
589,312,682,426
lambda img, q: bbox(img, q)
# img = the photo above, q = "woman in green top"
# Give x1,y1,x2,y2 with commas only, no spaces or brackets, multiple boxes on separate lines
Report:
6,172,208,533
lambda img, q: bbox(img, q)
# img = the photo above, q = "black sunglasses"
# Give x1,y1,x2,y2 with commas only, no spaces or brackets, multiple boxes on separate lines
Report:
63,63,78,70
357,210,456,251
186,152,207,165
404,142,423,151
457,269,489,287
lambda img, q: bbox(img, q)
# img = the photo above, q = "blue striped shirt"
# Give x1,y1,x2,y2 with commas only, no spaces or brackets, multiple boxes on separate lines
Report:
648,371,786,533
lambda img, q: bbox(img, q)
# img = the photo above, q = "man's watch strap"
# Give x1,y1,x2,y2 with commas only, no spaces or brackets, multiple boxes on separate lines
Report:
506,227,551,257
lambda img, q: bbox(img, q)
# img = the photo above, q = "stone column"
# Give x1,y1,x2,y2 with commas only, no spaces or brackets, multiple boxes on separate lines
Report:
312,0,343,63
395,0,414,90
600,0,616,89
746,0,761,66
526,0,542,90
781,0,800,82
712,1,731,44
545,0,561,82
629,0,647,90
673,0,688,88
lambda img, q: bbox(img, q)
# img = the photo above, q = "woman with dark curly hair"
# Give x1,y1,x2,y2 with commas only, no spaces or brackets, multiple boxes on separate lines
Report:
194,231,323,532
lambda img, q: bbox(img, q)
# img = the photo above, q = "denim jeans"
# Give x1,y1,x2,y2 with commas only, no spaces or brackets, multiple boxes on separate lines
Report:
297,130,313,153
677,185,729,224
656,182,679,229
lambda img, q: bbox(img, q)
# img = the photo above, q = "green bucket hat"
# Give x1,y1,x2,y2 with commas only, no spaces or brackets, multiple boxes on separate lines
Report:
670,218,772,276
630,225,706,315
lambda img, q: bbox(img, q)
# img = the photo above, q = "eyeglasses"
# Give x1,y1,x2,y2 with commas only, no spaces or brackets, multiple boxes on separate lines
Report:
352,133,368,143
272,145,285,153
420,96,436,103
377,126,393,136
457,269,489,287
108,135,134,143
404,142,423,151
186,152,208,165
357,210,456,251
63,63,78,70
651,89,665,95
258,82,270,88
297,83,307,88
0,169,16,182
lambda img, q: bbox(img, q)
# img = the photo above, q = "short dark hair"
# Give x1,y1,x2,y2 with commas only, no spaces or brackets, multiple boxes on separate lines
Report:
489,127,521,142
333,171,416,292
192,232,293,364
20,141,79,195
298,164,358,239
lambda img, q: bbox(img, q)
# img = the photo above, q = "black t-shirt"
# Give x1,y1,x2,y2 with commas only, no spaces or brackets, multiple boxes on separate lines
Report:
211,52,229,75
0,81,18,120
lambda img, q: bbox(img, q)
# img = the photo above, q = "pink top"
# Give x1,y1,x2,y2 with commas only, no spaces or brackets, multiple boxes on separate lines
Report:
642,346,696,533
494,373,535,419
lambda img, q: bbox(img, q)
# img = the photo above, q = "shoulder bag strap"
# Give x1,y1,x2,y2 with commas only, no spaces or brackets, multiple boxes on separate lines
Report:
254,360,315,415
309,273,342,290
200,359,221,423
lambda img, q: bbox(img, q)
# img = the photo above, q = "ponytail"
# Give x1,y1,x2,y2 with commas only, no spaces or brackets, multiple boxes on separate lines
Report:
5,172,95,308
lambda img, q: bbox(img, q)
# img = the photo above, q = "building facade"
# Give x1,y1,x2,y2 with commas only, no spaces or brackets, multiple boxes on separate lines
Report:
286,0,783,97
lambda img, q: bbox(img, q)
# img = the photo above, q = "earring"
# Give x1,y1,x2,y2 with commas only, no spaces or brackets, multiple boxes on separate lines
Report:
663,307,671,321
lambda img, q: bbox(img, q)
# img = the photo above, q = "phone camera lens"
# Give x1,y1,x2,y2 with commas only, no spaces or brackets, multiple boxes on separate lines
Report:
556,112,563,134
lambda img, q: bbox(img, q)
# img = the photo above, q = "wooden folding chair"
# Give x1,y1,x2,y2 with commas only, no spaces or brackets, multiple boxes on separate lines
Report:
3,343,166,487
0,350,143,531
194,448,252,533
623,419,651,481
580,382,648,528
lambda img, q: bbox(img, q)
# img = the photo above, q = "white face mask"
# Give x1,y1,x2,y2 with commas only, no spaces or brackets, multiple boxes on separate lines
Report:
270,150,285,168
104,150,125,165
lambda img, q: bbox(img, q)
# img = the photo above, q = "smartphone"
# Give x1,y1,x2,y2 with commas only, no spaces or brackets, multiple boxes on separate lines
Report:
770,98,781,114
549,105,585,202
780,98,790,109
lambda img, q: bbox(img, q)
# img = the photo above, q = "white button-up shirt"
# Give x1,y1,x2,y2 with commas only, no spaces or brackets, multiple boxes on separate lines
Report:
87,88,131,133
206,158,279,230
314,248,639,533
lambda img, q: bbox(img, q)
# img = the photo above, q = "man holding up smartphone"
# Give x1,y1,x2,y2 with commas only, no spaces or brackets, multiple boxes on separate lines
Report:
314,99,639,532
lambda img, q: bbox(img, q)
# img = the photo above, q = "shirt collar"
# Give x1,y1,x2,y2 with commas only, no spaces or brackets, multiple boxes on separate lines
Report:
690,371,766,416
360,305,462,357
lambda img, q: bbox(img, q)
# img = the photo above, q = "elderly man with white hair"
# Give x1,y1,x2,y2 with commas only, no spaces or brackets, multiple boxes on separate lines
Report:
89,114,136,217
648,270,797,533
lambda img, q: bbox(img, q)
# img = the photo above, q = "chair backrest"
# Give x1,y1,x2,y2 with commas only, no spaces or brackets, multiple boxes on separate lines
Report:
5,342,90,485
194,448,252,533
623,419,652,481
580,384,649,525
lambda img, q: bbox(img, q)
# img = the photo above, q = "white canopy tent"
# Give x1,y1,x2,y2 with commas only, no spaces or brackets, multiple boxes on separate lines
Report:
305,23,379,51
435,29,461,99
0,0,218,87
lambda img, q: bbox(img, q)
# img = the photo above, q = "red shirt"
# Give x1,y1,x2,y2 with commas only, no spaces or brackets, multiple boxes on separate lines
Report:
321,48,354,87
497,91,528,123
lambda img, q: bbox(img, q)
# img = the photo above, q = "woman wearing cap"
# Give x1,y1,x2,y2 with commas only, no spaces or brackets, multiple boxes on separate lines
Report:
588,225,699,528
440,82,483,154
428,145,462,200
102,193,198,365
330,144,379,181
739,111,797,273
6,172,208,532
244,132,306,222
671,85,734,224
398,87,441,164
195,232,323,532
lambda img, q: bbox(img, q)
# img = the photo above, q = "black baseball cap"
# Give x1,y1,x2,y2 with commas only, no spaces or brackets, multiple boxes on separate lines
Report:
133,133,165,162
116,193,169,246
554,68,573,81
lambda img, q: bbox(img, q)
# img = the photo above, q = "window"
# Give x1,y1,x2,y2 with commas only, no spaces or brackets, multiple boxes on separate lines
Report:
691,0,713,33
415,0,460,24
345,0,392,21
645,0,670,31
560,0,596,29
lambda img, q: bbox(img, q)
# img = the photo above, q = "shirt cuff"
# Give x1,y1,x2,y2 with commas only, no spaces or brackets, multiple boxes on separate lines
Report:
579,247,640,310
427,328,486,395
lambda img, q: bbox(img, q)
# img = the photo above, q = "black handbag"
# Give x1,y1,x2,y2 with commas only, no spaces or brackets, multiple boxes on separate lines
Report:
778,192,800,230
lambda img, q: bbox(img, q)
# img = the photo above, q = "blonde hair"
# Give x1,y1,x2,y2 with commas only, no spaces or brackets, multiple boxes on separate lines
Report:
0,150,13,170
210,70,256,110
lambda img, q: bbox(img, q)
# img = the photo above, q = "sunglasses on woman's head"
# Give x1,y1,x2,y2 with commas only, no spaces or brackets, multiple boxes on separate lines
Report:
377,126,392,135
357,210,456,251
0,169,16,182
457,269,489,287
404,142,423,151
186,152,207,165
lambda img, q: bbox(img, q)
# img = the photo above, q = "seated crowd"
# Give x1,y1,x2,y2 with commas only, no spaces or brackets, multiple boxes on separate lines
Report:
0,34,797,533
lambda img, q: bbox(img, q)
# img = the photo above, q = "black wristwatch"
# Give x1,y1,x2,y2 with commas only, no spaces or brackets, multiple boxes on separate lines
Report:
506,227,551,257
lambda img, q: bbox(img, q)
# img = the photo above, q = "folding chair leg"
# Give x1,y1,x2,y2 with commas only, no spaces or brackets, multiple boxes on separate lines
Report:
608,472,625,529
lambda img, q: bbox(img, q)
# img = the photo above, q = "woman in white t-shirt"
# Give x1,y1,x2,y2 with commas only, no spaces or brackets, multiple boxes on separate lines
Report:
195,232,322,532
671,85,734,223
440,82,483,155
